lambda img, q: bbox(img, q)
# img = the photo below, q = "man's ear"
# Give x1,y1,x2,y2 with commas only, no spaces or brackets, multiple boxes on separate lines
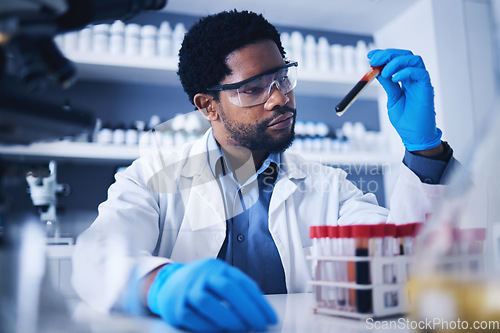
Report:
194,93,218,121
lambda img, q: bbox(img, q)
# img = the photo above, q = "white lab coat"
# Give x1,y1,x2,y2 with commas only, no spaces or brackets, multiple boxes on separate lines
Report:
72,129,445,313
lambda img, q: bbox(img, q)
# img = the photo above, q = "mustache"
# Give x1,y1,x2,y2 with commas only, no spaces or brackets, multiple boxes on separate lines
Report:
266,105,296,123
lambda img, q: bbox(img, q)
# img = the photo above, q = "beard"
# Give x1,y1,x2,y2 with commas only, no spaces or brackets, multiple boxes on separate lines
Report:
218,105,296,153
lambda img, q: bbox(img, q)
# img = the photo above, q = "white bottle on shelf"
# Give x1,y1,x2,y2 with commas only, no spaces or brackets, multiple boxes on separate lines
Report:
93,24,109,53
97,123,113,144
62,31,79,53
305,121,317,138
184,113,202,135
171,113,186,133
317,37,330,72
112,124,126,145
343,45,355,75
290,31,304,68
54,34,65,50
137,120,151,146
125,23,141,56
125,124,138,146
355,40,369,74
330,44,343,74
353,121,367,151
172,23,186,58
316,122,330,138
78,26,93,53
148,115,162,130
162,131,174,148
109,20,125,55
304,35,317,72
140,25,158,57
157,21,172,58
280,32,291,60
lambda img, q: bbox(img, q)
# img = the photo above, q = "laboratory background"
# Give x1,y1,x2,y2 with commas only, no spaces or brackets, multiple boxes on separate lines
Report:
0,0,499,332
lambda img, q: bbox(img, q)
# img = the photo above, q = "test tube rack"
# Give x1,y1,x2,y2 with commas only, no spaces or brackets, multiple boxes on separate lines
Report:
307,254,411,320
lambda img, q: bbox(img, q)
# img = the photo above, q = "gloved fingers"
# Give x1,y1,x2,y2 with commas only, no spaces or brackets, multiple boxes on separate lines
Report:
379,54,426,80
375,75,403,107
174,303,221,332
206,270,272,331
187,276,248,331
367,48,413,67
390,67,432,86
155,279,220,331
225,267,278,325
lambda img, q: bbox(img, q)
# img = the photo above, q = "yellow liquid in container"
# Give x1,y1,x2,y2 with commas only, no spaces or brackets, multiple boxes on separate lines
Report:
407,275,500,333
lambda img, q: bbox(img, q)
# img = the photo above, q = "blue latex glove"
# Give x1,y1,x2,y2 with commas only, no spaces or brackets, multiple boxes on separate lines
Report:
147,258,278,332
367,49,442,151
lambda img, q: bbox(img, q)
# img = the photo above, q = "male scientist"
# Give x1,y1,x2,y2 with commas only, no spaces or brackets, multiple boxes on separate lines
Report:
72,10,454,332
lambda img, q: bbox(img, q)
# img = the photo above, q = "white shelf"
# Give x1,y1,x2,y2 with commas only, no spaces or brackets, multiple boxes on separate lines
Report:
66,51,380,99
0,142,139,162
0,141,398,166
67,51,179,86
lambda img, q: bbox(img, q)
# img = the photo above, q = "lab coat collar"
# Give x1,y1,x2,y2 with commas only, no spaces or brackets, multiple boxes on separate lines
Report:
206,130,281,186
279,152,307,180
180,128,307,181
178,129,308,231
179,129,214,179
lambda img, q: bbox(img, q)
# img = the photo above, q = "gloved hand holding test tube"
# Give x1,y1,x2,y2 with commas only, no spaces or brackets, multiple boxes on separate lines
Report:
336,49,442,154
335,65,384,116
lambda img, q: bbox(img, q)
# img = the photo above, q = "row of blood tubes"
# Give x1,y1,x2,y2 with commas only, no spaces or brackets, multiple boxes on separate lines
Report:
309,223,422,314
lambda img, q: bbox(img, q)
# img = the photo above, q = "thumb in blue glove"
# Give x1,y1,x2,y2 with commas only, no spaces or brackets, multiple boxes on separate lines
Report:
367,48,442,151
147,258,278,332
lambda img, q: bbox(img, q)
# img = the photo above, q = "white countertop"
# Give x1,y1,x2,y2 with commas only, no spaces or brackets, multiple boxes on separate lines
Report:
69,293,409,333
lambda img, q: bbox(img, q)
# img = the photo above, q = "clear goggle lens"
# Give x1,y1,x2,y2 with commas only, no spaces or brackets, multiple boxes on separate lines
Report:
208,62,298,107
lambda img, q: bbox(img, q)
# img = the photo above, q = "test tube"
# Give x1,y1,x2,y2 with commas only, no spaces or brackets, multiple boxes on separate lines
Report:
335,65,384,116
371,224,386,257
411,222,424,251
327,226,339,309
396,224,414,255
452,227,486,273
309,226,324,307
383,224,397,284
318,226,332,307
339,225,354,311
352,225,372,314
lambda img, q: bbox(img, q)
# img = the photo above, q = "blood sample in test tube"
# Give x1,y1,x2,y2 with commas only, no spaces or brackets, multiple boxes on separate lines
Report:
339,225,354,311
352,225,372,314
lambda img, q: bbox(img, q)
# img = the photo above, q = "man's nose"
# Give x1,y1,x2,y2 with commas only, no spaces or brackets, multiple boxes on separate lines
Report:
265,82,289,109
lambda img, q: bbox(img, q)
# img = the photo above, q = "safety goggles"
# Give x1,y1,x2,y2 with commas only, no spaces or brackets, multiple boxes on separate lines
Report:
206,61,298,107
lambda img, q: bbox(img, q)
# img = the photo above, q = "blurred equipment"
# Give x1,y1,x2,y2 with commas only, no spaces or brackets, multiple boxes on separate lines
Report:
0,0,168,89
0,0,167,145
26,160,71,244
407,104,500,332
0,89,96,144
0,1,168,332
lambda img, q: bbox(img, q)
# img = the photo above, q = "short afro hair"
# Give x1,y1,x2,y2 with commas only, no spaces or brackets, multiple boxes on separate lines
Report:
177,10,286,105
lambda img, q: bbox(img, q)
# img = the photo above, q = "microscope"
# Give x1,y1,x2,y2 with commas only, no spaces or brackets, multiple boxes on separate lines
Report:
26,160,71,244
0,1,168,332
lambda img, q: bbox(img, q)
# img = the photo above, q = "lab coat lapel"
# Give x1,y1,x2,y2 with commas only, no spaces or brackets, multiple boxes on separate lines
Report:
268,154,306,218
170,132,226,262
179,131,226,231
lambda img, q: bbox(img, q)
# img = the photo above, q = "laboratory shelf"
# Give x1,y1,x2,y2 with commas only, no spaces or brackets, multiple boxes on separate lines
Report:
0,141,398,166
0,142,139,163
65,51,380,98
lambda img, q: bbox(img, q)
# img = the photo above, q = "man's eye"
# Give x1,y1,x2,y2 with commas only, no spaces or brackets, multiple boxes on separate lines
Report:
277,75,289,83
240,86,264,95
